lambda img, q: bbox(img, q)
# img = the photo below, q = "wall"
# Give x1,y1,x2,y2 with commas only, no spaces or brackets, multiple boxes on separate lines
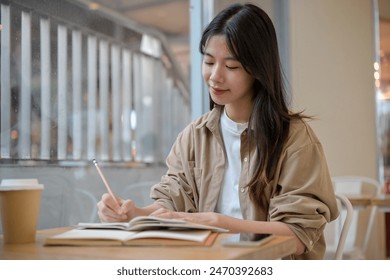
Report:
289,0,378,178
288,0,384,259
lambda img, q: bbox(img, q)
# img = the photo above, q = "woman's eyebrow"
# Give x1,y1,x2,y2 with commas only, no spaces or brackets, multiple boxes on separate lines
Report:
204,52,238,61
203,52,213,58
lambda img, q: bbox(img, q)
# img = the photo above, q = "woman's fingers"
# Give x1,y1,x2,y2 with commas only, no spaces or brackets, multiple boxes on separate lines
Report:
97,193,129,222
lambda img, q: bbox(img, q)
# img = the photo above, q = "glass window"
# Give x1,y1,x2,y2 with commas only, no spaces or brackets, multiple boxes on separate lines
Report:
0,0,190,165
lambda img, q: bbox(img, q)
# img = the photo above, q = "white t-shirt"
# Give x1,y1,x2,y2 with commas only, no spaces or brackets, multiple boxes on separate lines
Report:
215,109,248,219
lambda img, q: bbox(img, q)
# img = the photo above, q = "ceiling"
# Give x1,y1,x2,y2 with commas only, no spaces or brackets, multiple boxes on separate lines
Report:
82,0,191,73
86,0,189,35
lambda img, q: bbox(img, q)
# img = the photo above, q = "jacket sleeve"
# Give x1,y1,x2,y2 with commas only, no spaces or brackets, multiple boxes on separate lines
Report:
150,125,199,212
269,137,339,253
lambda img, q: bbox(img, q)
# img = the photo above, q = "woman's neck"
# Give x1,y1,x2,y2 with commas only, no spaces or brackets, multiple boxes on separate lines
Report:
224,104,252,123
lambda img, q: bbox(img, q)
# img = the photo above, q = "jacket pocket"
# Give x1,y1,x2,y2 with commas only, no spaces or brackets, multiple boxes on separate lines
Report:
193,166,202,189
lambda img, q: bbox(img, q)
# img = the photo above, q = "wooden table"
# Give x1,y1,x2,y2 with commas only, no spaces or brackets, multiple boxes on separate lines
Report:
0,227,296,260
345,193,390,253
371,193,390,210
346,193,390,208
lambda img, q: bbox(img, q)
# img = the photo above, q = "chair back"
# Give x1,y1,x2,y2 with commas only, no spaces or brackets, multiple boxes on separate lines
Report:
329,176,381,259
120,181,156,207
69,189,98,224
332,193,354,259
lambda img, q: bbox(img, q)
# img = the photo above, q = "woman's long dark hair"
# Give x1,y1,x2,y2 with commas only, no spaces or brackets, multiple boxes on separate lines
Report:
200,3,304,208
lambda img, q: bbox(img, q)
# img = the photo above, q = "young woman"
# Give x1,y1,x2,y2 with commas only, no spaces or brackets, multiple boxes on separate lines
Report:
97,3,339,260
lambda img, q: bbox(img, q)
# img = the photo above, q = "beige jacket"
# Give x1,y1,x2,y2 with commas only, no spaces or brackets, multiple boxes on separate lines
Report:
150,105,339,259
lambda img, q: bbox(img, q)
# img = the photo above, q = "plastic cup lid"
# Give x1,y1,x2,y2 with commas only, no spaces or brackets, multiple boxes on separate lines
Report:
0,179,44,191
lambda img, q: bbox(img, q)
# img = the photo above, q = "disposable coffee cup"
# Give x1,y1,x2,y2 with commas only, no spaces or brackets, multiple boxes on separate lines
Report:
0,179,44,244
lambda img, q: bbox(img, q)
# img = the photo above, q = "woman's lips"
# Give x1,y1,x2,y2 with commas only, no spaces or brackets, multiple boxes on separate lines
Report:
210,87,227,95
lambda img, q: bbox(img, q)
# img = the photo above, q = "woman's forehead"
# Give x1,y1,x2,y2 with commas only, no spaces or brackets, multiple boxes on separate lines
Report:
204,35,236,59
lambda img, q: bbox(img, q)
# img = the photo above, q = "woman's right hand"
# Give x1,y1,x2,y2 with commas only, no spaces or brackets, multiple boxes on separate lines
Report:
97,193,136,222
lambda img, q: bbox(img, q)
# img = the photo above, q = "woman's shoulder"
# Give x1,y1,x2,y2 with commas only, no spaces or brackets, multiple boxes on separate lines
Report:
287,117,321,146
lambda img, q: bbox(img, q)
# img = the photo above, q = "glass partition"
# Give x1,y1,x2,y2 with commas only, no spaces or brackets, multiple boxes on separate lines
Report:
0,0,190,165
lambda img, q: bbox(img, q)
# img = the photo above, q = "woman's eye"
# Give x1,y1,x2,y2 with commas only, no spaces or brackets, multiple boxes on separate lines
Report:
226,65,238,70
204,61,213,66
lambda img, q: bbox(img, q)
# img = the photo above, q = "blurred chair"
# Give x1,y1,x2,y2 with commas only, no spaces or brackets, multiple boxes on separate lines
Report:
330,176,381,259
324,193,354,259
38,177,99,228
120,181,157,207
68,189,98,225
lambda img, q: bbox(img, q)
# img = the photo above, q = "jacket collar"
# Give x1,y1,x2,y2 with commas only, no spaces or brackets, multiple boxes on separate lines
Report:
198,105,254,133
195,105,223,134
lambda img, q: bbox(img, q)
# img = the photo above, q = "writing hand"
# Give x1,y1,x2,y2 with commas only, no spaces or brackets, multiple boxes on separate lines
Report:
97,193,135,222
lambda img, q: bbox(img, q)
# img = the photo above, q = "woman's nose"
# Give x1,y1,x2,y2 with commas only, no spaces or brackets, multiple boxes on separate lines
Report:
210,66,224,84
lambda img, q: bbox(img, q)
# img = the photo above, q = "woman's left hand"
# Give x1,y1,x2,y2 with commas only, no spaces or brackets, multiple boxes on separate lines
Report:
149,208,221,227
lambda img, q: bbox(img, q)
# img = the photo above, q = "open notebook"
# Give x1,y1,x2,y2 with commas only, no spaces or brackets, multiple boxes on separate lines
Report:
77,216,228,232
44,216,228,247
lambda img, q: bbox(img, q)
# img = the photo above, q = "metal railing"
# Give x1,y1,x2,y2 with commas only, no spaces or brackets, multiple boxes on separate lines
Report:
0,0,190,165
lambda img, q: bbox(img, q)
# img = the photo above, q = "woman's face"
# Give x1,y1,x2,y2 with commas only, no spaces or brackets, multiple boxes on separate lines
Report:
202,35,255,121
